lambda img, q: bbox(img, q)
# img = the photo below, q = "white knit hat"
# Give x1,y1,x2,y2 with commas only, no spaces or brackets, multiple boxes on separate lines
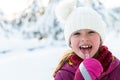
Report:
55,0,106,46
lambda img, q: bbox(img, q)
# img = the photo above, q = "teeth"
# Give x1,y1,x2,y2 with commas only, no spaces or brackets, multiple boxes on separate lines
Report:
80,45,92,49
81,46,89,48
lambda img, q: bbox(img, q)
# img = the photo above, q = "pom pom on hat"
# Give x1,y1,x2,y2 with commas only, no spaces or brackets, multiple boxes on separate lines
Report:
55,1,106,46
55,0,76,23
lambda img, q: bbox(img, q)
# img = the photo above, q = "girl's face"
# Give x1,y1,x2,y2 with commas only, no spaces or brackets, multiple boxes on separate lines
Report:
70,29,101,59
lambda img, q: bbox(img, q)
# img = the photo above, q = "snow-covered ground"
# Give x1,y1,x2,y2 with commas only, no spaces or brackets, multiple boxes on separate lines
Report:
0,37,68,80
0,31,120,80
0,46,66,80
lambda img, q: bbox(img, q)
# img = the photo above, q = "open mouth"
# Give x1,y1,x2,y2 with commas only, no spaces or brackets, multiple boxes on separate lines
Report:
79,45,92,54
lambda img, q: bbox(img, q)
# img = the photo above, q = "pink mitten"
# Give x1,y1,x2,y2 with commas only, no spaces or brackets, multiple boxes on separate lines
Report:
74,58,103,80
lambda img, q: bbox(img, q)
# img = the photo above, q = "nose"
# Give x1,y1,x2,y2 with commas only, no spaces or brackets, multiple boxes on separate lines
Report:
80,35,89,42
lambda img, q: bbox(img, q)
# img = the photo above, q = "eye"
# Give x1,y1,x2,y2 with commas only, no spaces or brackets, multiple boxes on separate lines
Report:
73,32,80,35
88,31,96,34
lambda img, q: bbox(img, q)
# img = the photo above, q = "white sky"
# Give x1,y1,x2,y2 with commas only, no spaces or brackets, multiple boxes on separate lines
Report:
0,0,33,15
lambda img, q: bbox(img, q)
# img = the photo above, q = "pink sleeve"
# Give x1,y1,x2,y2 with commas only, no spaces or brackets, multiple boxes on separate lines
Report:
54,70,74,80
54,71,63,80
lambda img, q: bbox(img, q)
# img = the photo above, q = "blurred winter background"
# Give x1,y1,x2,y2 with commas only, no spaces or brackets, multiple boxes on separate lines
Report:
0,0,120,80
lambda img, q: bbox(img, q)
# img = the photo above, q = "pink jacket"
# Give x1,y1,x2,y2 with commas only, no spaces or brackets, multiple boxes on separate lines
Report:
54,57,120,80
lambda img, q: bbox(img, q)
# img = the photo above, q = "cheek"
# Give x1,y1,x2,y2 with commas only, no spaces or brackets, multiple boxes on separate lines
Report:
70,38,79,48
91,35,101,45
90,36,101,56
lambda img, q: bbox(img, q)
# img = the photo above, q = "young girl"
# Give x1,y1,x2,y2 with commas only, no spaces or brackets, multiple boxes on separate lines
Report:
53,0,120,80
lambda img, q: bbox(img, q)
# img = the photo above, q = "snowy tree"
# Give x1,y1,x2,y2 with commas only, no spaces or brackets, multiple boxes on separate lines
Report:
0,0,120,42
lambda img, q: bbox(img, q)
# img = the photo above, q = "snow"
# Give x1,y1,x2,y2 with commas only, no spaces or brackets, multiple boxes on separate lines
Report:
104,31,120,58
0,37,67,80
0,31,120,80
100,0,120,9
0,47,63,80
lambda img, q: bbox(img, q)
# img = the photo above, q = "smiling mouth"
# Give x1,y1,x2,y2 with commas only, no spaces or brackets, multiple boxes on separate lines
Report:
79,45,92,54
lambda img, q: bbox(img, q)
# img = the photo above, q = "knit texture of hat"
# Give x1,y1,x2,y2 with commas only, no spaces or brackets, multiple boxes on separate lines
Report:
55,0,106,46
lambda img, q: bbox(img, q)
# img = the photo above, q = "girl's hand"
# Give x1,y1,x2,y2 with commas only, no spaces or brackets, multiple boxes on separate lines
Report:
74,58,103,80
